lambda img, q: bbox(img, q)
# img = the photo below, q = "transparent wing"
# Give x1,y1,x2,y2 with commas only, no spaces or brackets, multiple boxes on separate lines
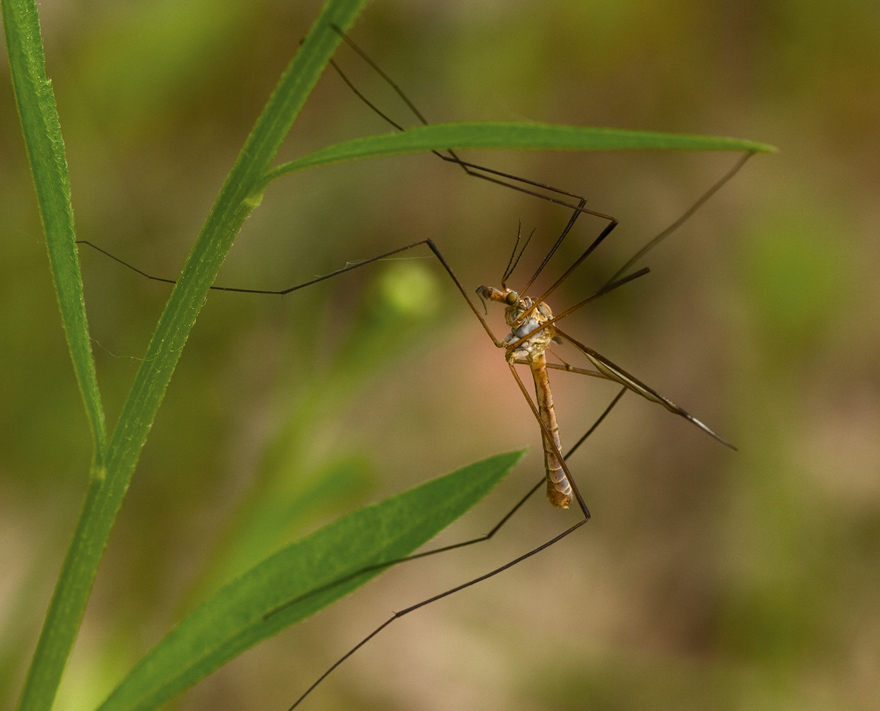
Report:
555,328,736,450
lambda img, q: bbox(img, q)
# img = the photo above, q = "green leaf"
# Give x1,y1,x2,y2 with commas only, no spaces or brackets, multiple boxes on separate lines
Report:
2,0,106,456
263,121,777,184
97,451,524,711
4,2,108,710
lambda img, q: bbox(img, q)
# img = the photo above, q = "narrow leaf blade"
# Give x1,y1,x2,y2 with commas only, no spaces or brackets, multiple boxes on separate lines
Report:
265,122,776,183
98,451,524,711
2,0,106,455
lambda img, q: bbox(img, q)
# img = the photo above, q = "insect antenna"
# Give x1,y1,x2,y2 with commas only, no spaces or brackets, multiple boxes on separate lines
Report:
500,221,535,287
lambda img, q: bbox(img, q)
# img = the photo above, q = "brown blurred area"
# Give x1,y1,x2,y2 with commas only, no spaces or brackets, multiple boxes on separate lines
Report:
2,1,878,709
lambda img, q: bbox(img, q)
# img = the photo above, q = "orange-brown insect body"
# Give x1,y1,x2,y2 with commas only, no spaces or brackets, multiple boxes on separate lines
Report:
477,286,572,508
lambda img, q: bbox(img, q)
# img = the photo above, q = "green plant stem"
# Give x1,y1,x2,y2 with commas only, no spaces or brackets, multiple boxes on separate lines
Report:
3,0,106,707
13,2,368,710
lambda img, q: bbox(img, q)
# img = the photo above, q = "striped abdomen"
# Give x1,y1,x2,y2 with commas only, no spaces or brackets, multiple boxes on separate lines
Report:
530,351,571,508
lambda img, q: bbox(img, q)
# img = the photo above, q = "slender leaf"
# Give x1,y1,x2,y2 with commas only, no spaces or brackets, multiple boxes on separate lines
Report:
3,1,108,709
98,451,523,711
262,122,777,186
1,0,105,454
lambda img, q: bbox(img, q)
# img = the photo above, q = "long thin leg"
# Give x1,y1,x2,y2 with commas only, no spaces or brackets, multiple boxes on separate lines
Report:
329,25,751,329
79,238,505,345
86,28,750,356
79,234,624,516
602,151,755,289
281,386,626,710
503,150,751,337
287,516,589,711
80,234,655,470
329,25,614,227
329,21,622,295
266,387,626,624
79,232,634,519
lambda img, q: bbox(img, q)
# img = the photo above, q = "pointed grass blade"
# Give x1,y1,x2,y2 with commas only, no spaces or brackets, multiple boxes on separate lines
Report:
97,451,524,711
263,122,776,184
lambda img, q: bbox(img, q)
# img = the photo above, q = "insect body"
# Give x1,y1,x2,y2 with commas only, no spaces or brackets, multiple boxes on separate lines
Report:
477,285,571,508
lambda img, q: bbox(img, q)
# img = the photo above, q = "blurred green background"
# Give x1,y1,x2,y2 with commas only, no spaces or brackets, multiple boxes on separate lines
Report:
2,1,877,709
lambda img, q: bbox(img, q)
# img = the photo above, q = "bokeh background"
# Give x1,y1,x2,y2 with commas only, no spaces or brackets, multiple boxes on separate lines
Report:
2,1,878,710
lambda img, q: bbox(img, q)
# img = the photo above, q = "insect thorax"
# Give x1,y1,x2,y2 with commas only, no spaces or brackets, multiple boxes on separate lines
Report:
504,296,556,364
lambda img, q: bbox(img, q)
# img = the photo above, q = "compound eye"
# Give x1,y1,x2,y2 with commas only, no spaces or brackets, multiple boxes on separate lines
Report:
505,291,519,305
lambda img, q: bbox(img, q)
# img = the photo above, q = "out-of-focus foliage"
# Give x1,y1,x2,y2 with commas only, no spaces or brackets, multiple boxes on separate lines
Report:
1,1,876,710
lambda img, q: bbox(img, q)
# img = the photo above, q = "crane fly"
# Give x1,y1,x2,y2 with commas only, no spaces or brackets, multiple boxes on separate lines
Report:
77,24,752,710
476,247,735,511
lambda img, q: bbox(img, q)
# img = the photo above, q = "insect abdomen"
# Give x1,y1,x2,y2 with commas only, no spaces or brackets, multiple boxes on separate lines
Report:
531,352,571,509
